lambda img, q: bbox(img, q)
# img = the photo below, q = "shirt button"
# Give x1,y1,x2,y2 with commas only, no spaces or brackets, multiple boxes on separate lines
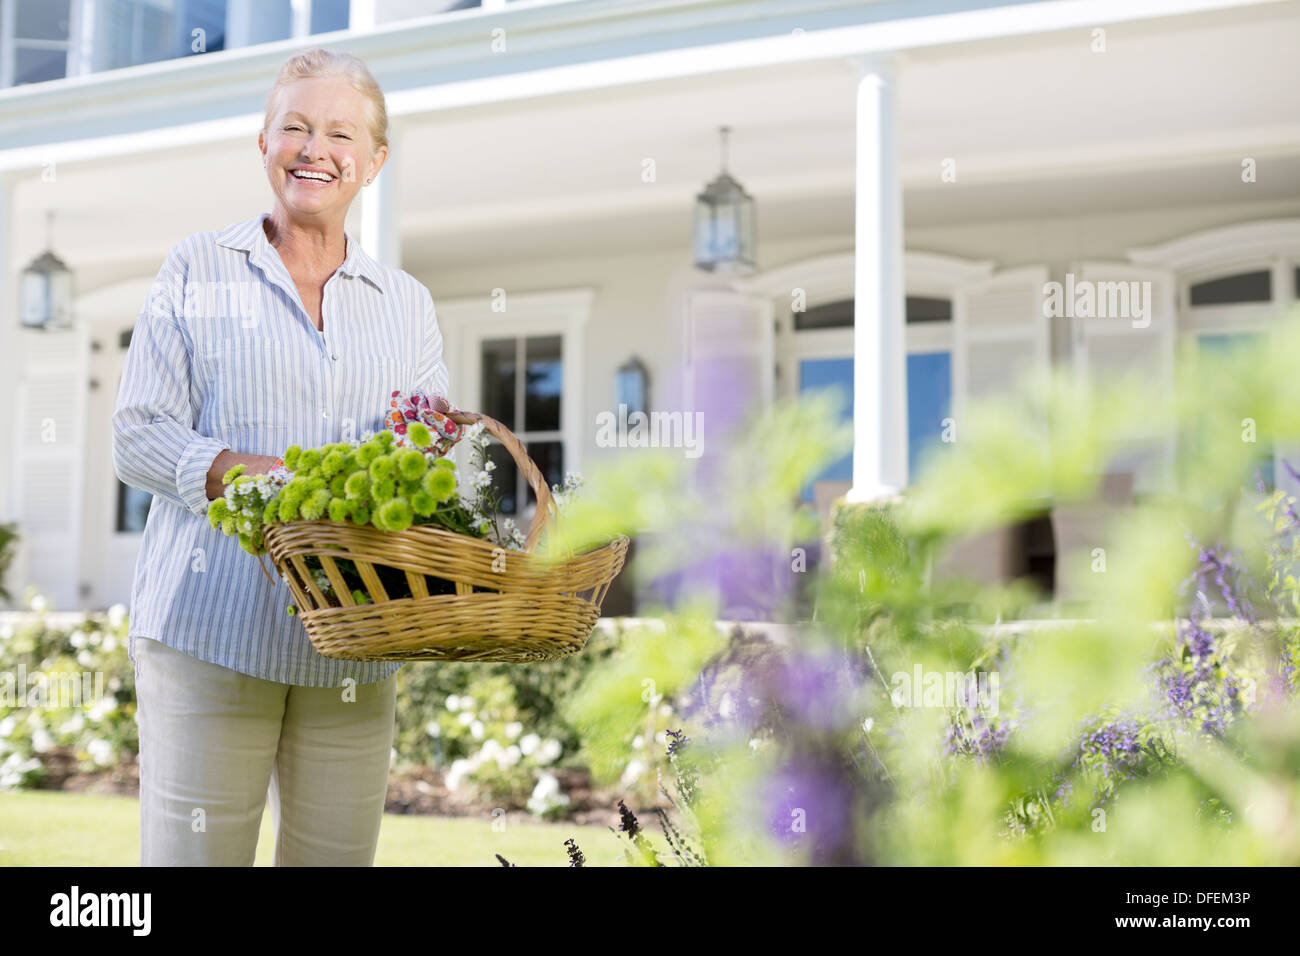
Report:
322,411,330,420
331,354,338,361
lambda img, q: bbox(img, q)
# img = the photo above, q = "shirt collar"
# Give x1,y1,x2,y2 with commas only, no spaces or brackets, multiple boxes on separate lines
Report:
216,212,387,293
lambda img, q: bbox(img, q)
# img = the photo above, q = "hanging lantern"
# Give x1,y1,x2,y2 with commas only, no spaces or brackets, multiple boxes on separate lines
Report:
693,125,756,275
21,212,74,330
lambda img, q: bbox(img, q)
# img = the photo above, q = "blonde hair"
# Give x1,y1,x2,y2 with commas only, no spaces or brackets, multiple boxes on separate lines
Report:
263,48,389,153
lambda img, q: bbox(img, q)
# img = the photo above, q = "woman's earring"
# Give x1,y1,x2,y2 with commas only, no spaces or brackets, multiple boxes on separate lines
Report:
365,178,372,185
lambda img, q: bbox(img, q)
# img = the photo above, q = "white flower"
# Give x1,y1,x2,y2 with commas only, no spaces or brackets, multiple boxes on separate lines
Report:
526,771,570,815
87,738,113,766
620,759,647,787
103,635,117,653
470,720,485,740
503,745,521,768
519,733,540,757
460,697,475,711
0,624,13,641
88,696,118,721
483,459,496,472
457,711,474,726
424,720,441,738
31,727,54,753
76,650,93,668
69,630,88,649
479,739,503,765
537,738,562,765
444,757,474,791
504,721,523,740
30,595,47,612
445,694,461,712
659,702,673,716
0,717,16,737
862,717,874,733
632,735,644,749
59,714,85,736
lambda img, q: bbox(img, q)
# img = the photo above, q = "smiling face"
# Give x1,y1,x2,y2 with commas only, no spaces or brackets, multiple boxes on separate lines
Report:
259,76,387,222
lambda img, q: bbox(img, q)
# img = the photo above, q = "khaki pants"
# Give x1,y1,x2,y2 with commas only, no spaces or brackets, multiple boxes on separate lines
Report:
133,636,397,866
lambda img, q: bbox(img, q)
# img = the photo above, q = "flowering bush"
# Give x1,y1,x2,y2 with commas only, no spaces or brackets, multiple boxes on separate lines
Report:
0,601,136,789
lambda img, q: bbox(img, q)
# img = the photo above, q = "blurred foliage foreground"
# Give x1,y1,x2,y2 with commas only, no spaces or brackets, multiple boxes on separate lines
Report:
551,306,1300,866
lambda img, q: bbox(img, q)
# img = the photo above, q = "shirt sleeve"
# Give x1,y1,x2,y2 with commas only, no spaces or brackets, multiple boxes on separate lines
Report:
111,243,230,518
415,285,453,403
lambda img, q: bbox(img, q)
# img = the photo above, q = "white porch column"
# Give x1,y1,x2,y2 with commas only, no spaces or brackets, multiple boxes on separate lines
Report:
845,55,907,503
359,122,402,267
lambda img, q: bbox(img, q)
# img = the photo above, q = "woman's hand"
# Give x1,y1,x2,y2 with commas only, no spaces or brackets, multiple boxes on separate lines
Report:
205,450,281,502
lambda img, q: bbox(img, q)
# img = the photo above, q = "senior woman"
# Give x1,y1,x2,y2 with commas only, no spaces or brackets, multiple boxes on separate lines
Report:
112,49,455,866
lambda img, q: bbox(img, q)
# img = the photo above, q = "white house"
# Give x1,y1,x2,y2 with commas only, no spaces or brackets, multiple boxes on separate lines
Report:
0,0,1298,612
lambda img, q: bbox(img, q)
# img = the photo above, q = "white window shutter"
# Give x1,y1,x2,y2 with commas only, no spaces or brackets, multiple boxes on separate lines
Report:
1070,262,1176,496
10,325,91,610
953,265,1051,440
683,289,774,441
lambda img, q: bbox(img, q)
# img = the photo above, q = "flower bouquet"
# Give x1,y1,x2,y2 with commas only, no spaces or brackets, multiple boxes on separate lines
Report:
206,390,627,663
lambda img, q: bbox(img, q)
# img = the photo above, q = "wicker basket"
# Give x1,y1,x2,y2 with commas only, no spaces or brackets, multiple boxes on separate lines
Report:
260,411,629,662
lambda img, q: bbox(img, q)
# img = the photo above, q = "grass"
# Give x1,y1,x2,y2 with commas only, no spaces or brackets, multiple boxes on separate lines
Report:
0,790,627,866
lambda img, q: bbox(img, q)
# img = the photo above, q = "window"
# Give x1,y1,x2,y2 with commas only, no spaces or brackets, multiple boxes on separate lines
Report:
791,295,953,331
1189,270,1271,306
116,479,151,532
4,0,72,86
112,368,151,531
1194,332,1274,491
310,0,349,32
479,335,564,515
796,297,954,500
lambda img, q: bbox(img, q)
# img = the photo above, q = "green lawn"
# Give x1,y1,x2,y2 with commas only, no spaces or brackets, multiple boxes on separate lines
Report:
0,791,625,866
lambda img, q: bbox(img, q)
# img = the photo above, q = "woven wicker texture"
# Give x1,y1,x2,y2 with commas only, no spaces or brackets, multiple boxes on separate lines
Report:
261,410,628,662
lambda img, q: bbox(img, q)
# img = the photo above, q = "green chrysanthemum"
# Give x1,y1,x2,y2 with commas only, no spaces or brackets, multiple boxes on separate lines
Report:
371,476,396,502
411,490,438,516
327,497,351,523
356,442,382,467
396,448,427,480
208,498,230,525
263,500,280,524
368,455,393,481
283,445,302,471
321,450,346,477
298,449,323,472
374,430,395,449
407,422,432,447
422,466,457,502
350,589,371,605
351,501,371,526
221,516,236,535
344,471,371,499
434,457,456,471
300,488,331,520
221,463,247,485
278,496,302,522
306,476,327,492
377,497,414,533
329,474,348,497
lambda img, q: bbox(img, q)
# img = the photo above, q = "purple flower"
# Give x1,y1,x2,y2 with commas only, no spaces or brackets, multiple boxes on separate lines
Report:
760,752,859,864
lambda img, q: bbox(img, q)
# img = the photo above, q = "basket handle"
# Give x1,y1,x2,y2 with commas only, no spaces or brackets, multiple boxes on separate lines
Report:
447,410,564,556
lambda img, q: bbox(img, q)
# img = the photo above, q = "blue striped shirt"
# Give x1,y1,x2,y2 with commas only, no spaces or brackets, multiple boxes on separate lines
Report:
112,212,452,686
